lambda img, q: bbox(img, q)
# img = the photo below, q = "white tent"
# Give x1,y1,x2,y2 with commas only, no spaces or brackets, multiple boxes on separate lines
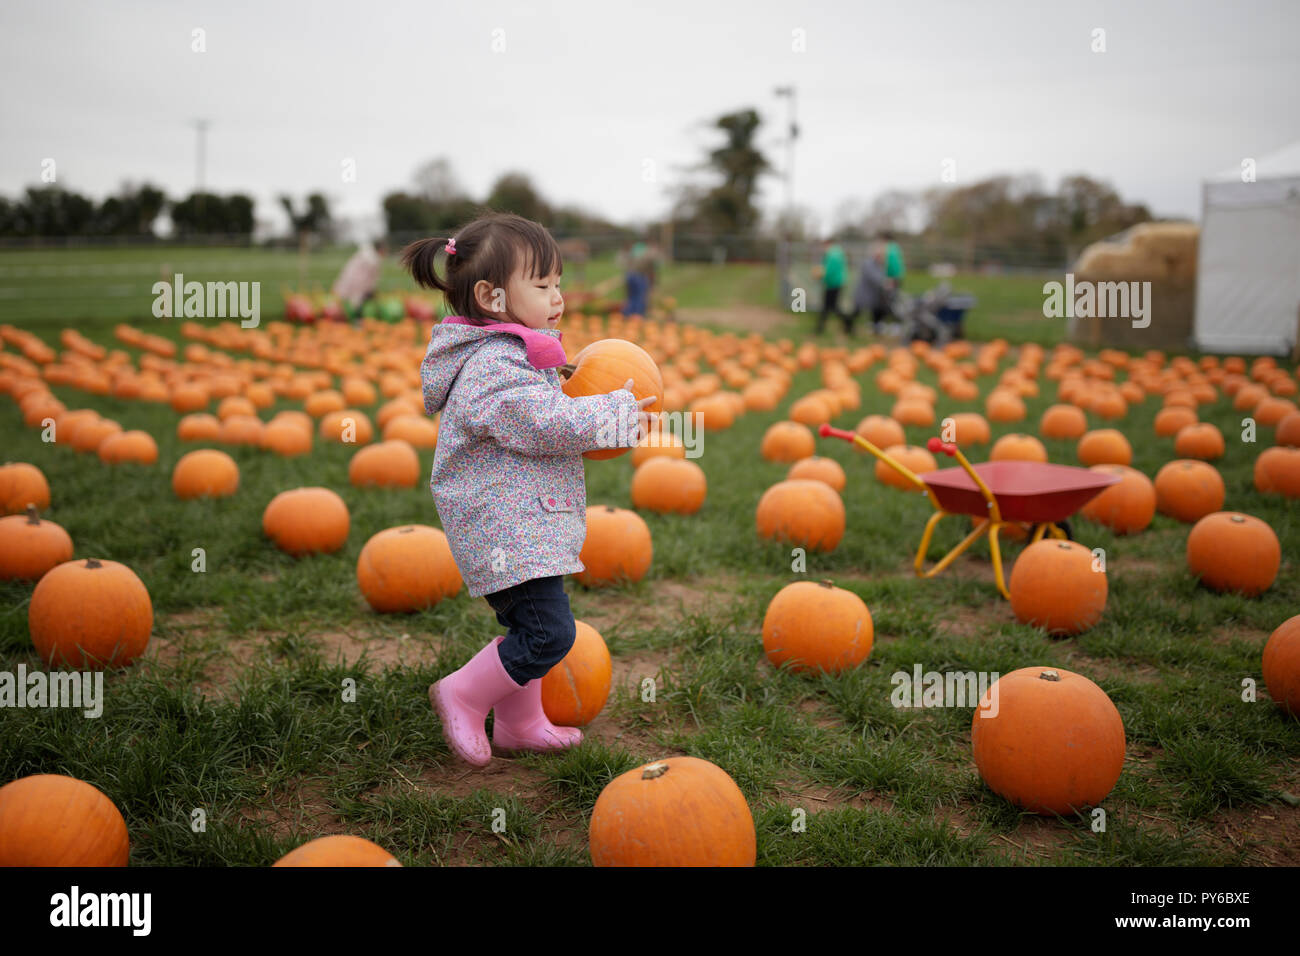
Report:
1194,142,1300,355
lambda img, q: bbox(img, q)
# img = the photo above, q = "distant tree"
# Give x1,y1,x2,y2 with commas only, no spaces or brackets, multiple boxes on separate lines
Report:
14,187,97,236
280,193,332,244
485,172,552,222
674,108,773,235
95,182,167,235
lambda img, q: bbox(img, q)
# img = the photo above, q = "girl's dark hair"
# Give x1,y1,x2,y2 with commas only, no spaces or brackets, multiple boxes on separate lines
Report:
400,211,562,325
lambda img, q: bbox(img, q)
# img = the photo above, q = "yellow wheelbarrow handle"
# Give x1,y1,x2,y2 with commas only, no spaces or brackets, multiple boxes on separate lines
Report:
818,424,927,493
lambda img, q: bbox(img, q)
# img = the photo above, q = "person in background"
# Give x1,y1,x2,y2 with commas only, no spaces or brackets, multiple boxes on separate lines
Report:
845,241,891,335
623,240,650,318
815,237,848,335
882,230,905,293
333,238,388,325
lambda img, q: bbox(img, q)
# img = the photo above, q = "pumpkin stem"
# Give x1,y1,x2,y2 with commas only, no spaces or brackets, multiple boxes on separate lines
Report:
25,504,40,525
641,762,670,780
558,363,576,380
85,558,103,569
819,579,835,589
1038,670,1062,682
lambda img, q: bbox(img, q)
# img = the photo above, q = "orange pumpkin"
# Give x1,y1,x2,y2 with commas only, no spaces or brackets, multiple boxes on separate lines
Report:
1275,410,1300,447
0,461,51,513
630,457,707,514
762,580,872,673
1039,404,1087,440
1173,422,1225,461
1254,446,1300,498
1154,460,1225,522
261,419,313,457
1262,614,1300,716
172,449,239,499
631,431,686,467
576,506,653,586
262,487,351,556
70,417,121,454
177,413,222,442
304,389,346,418
855,414,906,450
1154,405,1198,437
349,440,420,489
29,558,153,667
755,480,845,552
319,409,375,445
1077,429,1132,466
759,421,816,462
891,398,935,427
217,414,264,446
589,757,756,867
972,667,1125,815
787,455,847,492
356,525,462,612
990,433,1047,463
986,389,1026,423
1009,540,1107,635
273,834,401,867
944,412,991,446
0,775,130,866
382,414,438,449
1186,512,1280,596
0,505,74,580
1080,465,1156,535
561,340,664,461
875,444,937,491
540,620,611,726
97,430,158,465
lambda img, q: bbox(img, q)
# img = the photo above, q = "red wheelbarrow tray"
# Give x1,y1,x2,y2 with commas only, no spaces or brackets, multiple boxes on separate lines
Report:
917,461,1120,524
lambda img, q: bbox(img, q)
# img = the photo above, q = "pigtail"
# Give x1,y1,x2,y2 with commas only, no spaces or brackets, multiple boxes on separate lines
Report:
400,237,452,291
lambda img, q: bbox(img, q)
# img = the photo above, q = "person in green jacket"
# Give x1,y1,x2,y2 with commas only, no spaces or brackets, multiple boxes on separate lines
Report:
815,238,849,335
882,231,905,291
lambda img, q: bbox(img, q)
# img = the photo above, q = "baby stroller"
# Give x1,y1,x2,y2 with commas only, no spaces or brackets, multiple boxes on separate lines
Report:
893,282,976,345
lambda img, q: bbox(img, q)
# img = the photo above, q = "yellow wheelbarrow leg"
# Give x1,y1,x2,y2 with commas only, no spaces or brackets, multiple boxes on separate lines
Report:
989,522,1012,600
917,510,990,579
1030,522,1049,543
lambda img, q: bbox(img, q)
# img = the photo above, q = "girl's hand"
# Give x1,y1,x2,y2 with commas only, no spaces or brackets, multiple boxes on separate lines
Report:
623,378,660,443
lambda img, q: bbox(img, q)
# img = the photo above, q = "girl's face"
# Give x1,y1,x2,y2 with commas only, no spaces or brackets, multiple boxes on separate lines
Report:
475,259,563,330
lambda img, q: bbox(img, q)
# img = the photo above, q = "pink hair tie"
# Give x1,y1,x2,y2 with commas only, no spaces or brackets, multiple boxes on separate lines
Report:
446,237,457,256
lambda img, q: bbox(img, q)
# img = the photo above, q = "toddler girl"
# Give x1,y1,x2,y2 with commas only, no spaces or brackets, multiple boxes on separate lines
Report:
405,212,656,767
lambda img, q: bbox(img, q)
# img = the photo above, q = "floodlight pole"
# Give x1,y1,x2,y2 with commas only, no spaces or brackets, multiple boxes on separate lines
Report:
774,86,798,304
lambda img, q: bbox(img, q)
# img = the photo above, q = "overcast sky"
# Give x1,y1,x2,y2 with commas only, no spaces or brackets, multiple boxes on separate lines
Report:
1,0,1296,237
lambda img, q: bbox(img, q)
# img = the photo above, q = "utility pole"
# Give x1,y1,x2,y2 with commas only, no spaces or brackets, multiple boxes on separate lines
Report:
774,86,798,304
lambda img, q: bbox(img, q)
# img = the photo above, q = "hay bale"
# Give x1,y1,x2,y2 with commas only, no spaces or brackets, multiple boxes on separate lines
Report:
1075,242,1169,280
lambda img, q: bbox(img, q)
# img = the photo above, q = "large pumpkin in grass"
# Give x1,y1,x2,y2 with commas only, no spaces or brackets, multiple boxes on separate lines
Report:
0,506,73,580
272,834,401,867
319,409,375,445
1174,422,1225,461
0,509,74,582
944,412,991,446
177,413,221,442
1254,446,1300,497
1039,404,1087,440
1262,615,1300,716
990,433,1047,463
561,340,663,460
630,457,706,514
1154,460,1225,522
541,620,611,726
576,506,653,586
1009,540,1107,635
756,479,845,552
349,440,420,489
98,430,158,465
762,580,873,673
631,431,686,467
382,414,438,449
971,667,1125,815
854,414,905,450
0,462,50,513
1077,429,1132,466
1079,465,1156,535
29,558,153,667
263,487,351,556
0,774,129,866
589,757,756,867
787,455,847,491
875,444,936,491
172,449,239,499
1276,410,1300,447
759,421,815,462
356,525,461,612
1154,405,1197,437
1186,512,1280,596
261,419,313,457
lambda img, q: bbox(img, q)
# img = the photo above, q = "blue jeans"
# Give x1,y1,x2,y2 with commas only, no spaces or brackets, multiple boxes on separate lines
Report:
483,576,577,685
624,271,648,317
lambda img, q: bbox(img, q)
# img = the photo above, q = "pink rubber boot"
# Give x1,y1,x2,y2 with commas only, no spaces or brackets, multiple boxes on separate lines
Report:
491,654,584,753
429,637,525,767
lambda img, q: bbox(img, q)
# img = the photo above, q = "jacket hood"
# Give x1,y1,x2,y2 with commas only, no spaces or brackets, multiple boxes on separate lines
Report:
419,318,566,415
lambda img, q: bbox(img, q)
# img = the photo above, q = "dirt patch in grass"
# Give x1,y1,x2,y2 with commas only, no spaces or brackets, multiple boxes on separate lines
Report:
933,599,1016,638
1208,803,1300,865
306,627,444,669
1058,649,1165,684
1208,626,1273,649
572,574,746,638
772,777,891,813
238,775,346,843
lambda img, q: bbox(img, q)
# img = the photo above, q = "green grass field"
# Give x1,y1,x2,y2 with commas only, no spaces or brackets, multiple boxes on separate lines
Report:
2,299,1297,865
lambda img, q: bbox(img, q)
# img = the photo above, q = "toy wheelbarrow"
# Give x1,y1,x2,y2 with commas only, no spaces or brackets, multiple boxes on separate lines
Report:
818,424,1119,599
